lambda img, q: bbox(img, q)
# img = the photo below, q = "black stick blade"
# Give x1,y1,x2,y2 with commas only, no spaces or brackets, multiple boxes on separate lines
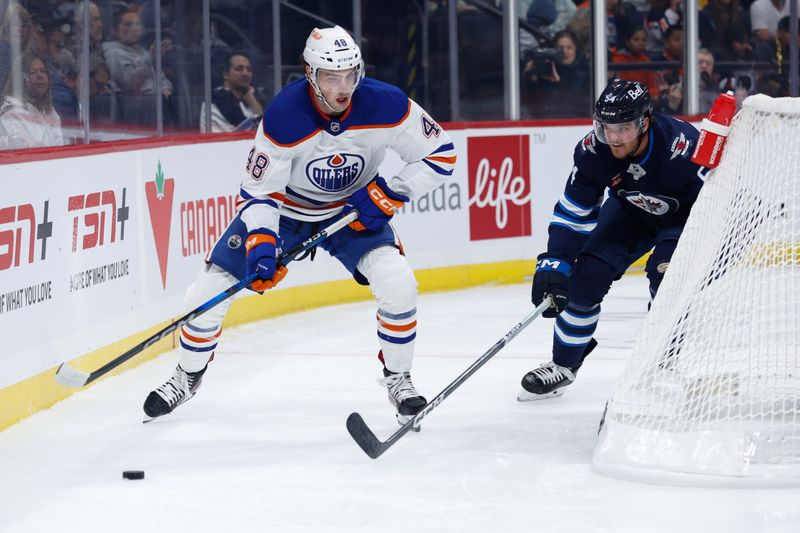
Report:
346,412,386,459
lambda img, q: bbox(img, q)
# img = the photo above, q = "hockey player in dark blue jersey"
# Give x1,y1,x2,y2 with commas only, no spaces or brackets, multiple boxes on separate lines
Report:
518,79,705,401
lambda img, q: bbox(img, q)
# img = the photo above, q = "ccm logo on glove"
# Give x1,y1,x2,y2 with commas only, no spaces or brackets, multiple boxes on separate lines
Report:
347,177,409,232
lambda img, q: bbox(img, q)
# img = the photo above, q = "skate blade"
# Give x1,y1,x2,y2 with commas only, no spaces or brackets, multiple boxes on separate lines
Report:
397,413,421,432
517,388,565,402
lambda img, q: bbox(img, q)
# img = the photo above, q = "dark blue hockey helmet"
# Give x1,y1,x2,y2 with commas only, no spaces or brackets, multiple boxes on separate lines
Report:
593,79,653,145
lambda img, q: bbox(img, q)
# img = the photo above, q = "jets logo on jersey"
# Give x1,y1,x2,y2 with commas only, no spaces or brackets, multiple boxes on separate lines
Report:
618,190,680,215
627,162,647,181
581,133,596,154
670,133,692,160
421,115,441,138
305,153,365,192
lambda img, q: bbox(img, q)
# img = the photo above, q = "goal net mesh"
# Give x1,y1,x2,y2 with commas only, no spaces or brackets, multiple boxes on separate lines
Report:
593,94,800,486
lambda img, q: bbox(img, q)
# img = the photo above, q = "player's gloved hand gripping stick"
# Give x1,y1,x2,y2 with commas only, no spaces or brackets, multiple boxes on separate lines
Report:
55,211,359,388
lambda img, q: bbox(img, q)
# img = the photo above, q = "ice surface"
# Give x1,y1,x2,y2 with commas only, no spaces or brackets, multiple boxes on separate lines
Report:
0,277,798,533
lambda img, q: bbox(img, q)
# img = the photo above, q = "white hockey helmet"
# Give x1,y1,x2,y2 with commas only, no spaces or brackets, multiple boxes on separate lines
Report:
303,26,364,99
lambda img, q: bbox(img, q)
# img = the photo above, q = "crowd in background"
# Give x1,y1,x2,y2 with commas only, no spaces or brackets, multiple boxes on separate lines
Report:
516,0,798,118
0,0,797,150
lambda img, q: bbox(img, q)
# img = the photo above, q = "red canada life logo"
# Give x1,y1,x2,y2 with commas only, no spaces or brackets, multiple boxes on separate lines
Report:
145,161,175,289
467,135,532,240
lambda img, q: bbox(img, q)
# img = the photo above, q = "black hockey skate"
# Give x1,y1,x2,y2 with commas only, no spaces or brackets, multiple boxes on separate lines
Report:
143,365,207,422
518,338,598,401
517,361,578,401
379,368,427,429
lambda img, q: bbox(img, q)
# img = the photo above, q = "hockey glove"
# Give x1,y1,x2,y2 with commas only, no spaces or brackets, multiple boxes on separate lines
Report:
346,176,409,231
245,228,288,292
531,253,571,318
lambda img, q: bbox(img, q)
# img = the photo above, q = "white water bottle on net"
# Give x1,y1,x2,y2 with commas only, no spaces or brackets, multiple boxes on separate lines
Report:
593,94,800,487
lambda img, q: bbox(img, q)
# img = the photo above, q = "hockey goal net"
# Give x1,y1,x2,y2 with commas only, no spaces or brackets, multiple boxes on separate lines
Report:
593,94,800,487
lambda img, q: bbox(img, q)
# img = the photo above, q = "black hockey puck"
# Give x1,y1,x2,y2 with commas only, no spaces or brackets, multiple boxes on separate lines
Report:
122,470,145,480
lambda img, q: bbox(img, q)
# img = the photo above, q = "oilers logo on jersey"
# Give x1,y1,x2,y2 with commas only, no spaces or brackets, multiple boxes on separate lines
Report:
617,190,680,215
305,153,365,192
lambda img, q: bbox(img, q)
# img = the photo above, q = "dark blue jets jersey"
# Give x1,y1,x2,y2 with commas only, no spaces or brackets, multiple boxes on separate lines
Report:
547,114,705,261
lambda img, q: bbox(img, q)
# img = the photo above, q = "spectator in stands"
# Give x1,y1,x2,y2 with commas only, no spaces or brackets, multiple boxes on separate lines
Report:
645,0,682,54
654,24,685,114
0,54,65,149
520,0,559,69
699,0,750,52
715,23,756,105
0,3,40,91
533,30,591,117
42,21,78,123
698,48,721,112
199,52,264,133
607,0,640,50
611,27,658,97
73,1,105,66
102,9,173,127
755,16,800,96
545,0,578,38
750,0,791,42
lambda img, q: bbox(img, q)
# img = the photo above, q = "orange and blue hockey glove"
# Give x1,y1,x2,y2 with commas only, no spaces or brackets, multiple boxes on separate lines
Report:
245,228,288,292
346,177,409,231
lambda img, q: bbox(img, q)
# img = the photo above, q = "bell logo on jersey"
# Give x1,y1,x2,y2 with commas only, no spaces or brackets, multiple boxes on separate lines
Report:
467,135,532,241
670,133,692,160
305,153,365,192
618,190,680,215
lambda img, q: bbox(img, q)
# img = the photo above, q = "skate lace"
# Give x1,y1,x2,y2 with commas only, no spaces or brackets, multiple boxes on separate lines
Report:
155,368,190,407
380,372,420,403
531,362,574,385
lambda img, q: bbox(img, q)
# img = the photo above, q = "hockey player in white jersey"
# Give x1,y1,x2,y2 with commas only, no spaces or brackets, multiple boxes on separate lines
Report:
143,26,457,423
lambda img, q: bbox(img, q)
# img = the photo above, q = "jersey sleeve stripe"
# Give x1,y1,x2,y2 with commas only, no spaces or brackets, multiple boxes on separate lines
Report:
553,204,597,223
560,192,599,214
426,155,457,164
550,215,597,234
422,158,454,176
430,142,455,155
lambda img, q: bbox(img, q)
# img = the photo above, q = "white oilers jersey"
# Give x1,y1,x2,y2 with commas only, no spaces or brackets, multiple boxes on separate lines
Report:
237,77,456,233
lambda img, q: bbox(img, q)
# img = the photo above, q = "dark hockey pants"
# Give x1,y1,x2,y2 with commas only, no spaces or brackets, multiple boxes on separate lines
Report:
552,198,682,368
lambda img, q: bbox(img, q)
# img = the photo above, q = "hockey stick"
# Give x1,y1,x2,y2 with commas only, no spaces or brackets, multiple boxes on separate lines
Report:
346,297,554,459
56,211,359,388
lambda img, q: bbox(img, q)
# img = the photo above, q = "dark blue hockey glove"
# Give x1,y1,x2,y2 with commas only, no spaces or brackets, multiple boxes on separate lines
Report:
531,253,571,318
346,177,409,231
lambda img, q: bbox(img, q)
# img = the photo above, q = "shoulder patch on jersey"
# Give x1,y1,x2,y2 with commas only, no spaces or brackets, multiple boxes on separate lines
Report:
261,79,320,146
669,132,692,160
581,132,597,154
421,114,441,138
